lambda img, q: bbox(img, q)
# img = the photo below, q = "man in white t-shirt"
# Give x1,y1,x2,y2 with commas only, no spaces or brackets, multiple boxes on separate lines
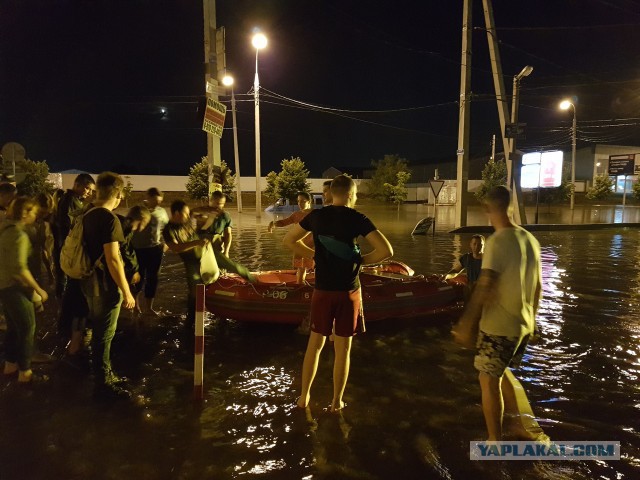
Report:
453,186,544,442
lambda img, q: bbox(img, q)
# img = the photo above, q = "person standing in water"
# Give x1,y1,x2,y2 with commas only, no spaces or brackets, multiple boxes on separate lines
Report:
452,186,546,442
284,175,393,412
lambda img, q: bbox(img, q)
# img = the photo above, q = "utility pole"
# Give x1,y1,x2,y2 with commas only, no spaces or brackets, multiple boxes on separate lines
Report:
455,0,472,229
482,0,527,224
203,0,224,195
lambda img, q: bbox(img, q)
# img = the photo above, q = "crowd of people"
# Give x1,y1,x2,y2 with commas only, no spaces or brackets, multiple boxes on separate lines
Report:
0,172,546,441
0,171,255,400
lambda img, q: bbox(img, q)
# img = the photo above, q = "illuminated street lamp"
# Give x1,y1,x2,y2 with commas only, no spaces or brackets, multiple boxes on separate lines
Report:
222,74,242,213
509,65,533,178
252,32,267,217
559,99,577,210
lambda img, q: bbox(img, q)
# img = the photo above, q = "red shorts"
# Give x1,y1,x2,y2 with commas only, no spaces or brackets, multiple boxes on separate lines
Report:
309,288,364,338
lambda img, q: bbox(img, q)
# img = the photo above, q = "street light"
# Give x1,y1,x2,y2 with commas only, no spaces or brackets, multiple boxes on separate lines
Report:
222,74,242,213
252,32,267,218
559,99,577,210
509,65,533,224
510,65,533,156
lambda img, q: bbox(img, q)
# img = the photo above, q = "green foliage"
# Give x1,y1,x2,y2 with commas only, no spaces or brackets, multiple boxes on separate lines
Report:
186,158,236,202
264,171,279,203
538,178,573,207
633,179,640,200
15,158,54,197
382,170,411,208
475,159,507,201
266,157,311,201
586,175,614,200
368,154,410,201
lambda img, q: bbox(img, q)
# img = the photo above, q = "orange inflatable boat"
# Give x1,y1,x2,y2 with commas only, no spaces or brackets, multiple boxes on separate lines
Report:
205,261,465,324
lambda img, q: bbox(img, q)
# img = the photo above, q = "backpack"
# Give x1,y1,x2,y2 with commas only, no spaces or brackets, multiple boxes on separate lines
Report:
60,207,104,279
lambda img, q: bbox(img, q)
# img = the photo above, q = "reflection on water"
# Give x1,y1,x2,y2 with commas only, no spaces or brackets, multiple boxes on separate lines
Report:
1,204,640,479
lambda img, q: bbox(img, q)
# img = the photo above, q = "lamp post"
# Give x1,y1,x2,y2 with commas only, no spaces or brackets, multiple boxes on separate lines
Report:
252,32,267,218
509,65,533,224
222,74,242,213
559,99,576,210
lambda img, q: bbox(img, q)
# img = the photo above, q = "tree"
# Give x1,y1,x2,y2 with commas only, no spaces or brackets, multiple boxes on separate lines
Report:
383,170,411,209
633,179,640,201
264,171,279,203
368,154,410,200
15,158,54,197
274,157,311,201
537,178,573,209
475,159,507,201
186,158,236,202
264,157,311,202
586,175,614,200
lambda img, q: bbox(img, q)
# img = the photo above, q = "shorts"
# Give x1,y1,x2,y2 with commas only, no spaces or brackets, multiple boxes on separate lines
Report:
474,331,530,377
309,288,364,338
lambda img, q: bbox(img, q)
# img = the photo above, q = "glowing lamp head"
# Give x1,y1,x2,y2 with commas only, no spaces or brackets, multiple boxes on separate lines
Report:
222,75,234,87
559,100,572,110
252,33,268,50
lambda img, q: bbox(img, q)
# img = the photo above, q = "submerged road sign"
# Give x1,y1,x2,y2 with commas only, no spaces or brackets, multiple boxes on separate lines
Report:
202,98,227,138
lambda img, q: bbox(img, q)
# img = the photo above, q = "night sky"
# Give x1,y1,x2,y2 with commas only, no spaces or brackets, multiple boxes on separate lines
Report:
1,0,640,177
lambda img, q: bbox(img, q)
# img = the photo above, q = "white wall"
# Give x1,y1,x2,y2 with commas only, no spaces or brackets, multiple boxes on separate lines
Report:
49,173,369,194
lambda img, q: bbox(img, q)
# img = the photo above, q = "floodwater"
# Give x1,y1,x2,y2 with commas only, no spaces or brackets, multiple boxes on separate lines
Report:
1,203,640,479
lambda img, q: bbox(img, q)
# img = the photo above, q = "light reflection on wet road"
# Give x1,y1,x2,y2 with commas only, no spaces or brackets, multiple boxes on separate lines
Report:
1,203,639,479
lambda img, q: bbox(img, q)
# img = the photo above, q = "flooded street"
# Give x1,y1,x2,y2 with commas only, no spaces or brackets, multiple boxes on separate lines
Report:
2,203,640,479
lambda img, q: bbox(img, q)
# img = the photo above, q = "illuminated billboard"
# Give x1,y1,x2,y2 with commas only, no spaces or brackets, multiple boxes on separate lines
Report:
521,150,563,188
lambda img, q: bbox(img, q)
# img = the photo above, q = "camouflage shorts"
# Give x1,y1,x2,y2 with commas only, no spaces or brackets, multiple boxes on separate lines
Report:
474,331,530,377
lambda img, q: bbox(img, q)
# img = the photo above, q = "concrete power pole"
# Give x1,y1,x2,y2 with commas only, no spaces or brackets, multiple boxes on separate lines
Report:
482,0,527,224
203,0,224,194
455,0,472,229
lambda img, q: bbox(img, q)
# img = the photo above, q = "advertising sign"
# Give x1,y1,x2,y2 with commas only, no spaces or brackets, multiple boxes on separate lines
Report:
520,150,563,189
608,154,635,176
202,98,227,138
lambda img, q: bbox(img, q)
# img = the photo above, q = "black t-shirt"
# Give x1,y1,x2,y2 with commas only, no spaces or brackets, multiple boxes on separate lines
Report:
299,206,376,291
460,253,482,283
162,221,202,265
83,207,124,288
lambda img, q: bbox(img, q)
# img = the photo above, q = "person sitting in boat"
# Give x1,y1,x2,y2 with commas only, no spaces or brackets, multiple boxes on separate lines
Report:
445,234,485,285
191,190,254,283
268,191,315,284
283,174,393,413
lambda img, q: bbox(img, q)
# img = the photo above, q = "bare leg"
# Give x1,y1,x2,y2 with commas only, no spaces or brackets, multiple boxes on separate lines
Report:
331,335,353,412
298,331,326,408
479,372,504,440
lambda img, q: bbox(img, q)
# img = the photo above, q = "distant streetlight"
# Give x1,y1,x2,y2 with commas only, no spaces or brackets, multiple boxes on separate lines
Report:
252,32,267,218
559,99,577,210
222,74,242,213
510,65,533,155
509,66,533,219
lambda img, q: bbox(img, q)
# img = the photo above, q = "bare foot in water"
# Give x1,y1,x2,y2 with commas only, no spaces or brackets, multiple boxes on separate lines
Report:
296,396,309,409
330,400,346,413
